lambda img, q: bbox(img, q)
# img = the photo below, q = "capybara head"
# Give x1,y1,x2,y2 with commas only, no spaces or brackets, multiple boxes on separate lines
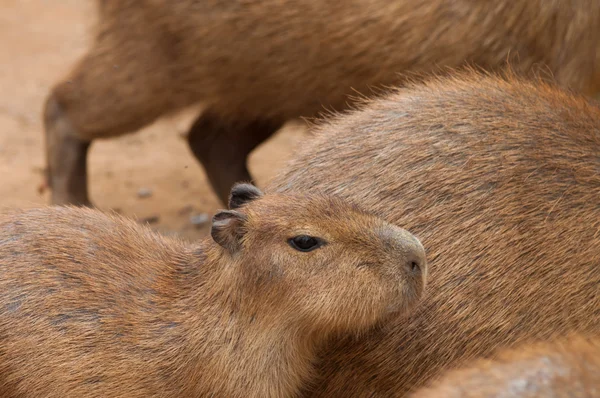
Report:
211,183,427,333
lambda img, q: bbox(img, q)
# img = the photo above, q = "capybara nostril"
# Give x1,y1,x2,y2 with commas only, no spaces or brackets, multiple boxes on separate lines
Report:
405,242,427,278
390,228,427,277
410,260,421,273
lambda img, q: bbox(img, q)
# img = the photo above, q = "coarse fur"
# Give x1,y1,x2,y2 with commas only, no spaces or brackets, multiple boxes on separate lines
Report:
0,184,427,398
267,71,600,397
44,0,600,205
409,335,600,397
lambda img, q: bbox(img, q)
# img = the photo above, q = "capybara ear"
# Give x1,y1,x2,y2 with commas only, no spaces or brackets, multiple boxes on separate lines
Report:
229,183,264,210
211,210,248,253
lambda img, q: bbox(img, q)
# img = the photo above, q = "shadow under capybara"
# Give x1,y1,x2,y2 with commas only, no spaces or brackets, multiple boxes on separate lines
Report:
44,0,600,206
0,183,427,398
267,71,600,397
409,335,600,398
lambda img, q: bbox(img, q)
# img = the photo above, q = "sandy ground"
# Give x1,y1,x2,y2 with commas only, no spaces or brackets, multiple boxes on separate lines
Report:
0,0,308,241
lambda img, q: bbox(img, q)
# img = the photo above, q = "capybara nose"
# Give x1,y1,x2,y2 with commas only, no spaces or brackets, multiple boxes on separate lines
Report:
387,226,427,278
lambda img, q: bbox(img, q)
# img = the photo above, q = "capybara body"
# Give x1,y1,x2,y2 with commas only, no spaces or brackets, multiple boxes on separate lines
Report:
267,72,600,397
0,184,427,397
45,0,600,205
409,335,600,398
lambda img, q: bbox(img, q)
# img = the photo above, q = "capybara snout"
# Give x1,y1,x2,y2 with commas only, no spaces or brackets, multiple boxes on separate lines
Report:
382,225,426,277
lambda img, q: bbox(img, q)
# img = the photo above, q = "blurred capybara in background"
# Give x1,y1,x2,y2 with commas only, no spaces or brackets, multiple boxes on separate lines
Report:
0,183,427,397
267,71,600,397
409,335,600,398
44,0,600,206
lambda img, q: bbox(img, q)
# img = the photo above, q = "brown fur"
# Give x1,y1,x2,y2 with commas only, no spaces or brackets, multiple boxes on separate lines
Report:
267,71,600,397
0,187,427,397
44,0,600,205
409,335,600,397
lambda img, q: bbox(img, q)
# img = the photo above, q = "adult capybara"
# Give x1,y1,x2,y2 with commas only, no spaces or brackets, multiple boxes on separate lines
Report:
0,183,427,398
267,71,600,397
44,0,600,206
409,335,600,397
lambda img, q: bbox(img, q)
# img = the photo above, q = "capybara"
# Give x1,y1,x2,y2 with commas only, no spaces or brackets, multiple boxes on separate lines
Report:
409,335,600,398
0,183,427,398
44,0,600,206
267,71,600,397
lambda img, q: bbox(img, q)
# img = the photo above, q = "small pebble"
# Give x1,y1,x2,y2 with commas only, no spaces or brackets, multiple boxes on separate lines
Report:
190,213,210,227
178,205,194,215
137,187,153,198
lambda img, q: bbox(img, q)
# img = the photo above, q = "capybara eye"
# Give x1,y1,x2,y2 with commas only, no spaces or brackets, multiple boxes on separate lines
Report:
288,235,324,252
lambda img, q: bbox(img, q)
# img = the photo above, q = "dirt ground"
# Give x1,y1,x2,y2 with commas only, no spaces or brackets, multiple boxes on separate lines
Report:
0,0,308,241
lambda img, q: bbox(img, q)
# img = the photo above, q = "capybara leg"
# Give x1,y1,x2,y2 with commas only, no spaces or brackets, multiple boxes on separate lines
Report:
187,111,283,204
44,94,92,207
42,29,180,207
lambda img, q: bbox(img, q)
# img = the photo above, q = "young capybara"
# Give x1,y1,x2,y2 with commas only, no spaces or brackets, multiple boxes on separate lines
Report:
44,0,600,206
409,335,600,398
0,183,427,398
267,71,600,397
